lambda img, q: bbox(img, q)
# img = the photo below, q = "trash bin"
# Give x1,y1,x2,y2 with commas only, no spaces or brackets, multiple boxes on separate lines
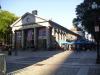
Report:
0,54,6,75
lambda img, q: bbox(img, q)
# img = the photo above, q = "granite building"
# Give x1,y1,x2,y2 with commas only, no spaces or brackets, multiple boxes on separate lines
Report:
10,11,79,50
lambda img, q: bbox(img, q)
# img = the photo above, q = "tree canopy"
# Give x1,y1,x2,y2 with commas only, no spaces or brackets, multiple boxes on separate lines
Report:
73,0,100,36
0,9,18,43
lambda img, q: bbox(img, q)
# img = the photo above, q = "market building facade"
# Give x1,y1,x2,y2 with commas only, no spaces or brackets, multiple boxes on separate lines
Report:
10,11,80,50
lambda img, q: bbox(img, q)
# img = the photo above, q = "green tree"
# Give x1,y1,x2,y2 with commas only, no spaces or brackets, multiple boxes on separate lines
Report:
0,10,18,44
73,0,100,37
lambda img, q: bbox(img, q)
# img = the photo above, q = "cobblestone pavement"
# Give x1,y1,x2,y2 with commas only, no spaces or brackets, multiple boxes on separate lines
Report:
6,50,100,75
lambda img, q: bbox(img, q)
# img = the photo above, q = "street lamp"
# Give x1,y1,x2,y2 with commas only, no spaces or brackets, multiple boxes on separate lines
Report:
91,2,100,64
94,25,100,64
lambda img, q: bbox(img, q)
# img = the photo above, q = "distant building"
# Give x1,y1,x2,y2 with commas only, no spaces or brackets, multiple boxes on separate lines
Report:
10,11,80,50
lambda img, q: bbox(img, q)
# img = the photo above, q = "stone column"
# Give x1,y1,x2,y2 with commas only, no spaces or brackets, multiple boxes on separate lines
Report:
64,33,65,41
46,27,51,49
12,31,15,49
58,30,59,41
21,30,24,49
34,27,37,48
64,33,66,41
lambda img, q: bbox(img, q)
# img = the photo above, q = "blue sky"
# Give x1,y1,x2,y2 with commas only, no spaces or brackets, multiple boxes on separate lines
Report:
0,0,83,29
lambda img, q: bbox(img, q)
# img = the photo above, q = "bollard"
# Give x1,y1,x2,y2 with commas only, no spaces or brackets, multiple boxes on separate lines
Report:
0,54,6,75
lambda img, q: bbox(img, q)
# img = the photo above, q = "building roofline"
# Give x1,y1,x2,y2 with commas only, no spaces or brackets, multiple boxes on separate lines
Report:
10,11,81,37
49,20,81,37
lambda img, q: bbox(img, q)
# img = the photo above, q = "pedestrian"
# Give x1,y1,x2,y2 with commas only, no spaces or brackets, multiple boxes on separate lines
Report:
8,46,12,55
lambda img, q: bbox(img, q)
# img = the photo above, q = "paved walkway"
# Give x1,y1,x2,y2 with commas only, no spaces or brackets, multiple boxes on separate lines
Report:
6,50,100,75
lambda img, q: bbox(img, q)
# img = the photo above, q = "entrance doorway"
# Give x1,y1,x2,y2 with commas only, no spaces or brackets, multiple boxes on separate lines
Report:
24,29,34,48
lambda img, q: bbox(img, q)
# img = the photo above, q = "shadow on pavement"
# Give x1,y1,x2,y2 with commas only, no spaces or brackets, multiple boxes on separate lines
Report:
6,50,63,73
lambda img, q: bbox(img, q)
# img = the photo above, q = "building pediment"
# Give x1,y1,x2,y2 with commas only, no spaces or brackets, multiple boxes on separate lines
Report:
10,12,51,31
11,12,49,28
11,13,36,27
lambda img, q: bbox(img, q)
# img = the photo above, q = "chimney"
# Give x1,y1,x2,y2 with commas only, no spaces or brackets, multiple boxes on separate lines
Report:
32,10,37,15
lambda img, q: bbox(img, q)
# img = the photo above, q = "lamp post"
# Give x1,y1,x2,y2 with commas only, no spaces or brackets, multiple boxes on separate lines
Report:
95,25,100,64
91,2,100,64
